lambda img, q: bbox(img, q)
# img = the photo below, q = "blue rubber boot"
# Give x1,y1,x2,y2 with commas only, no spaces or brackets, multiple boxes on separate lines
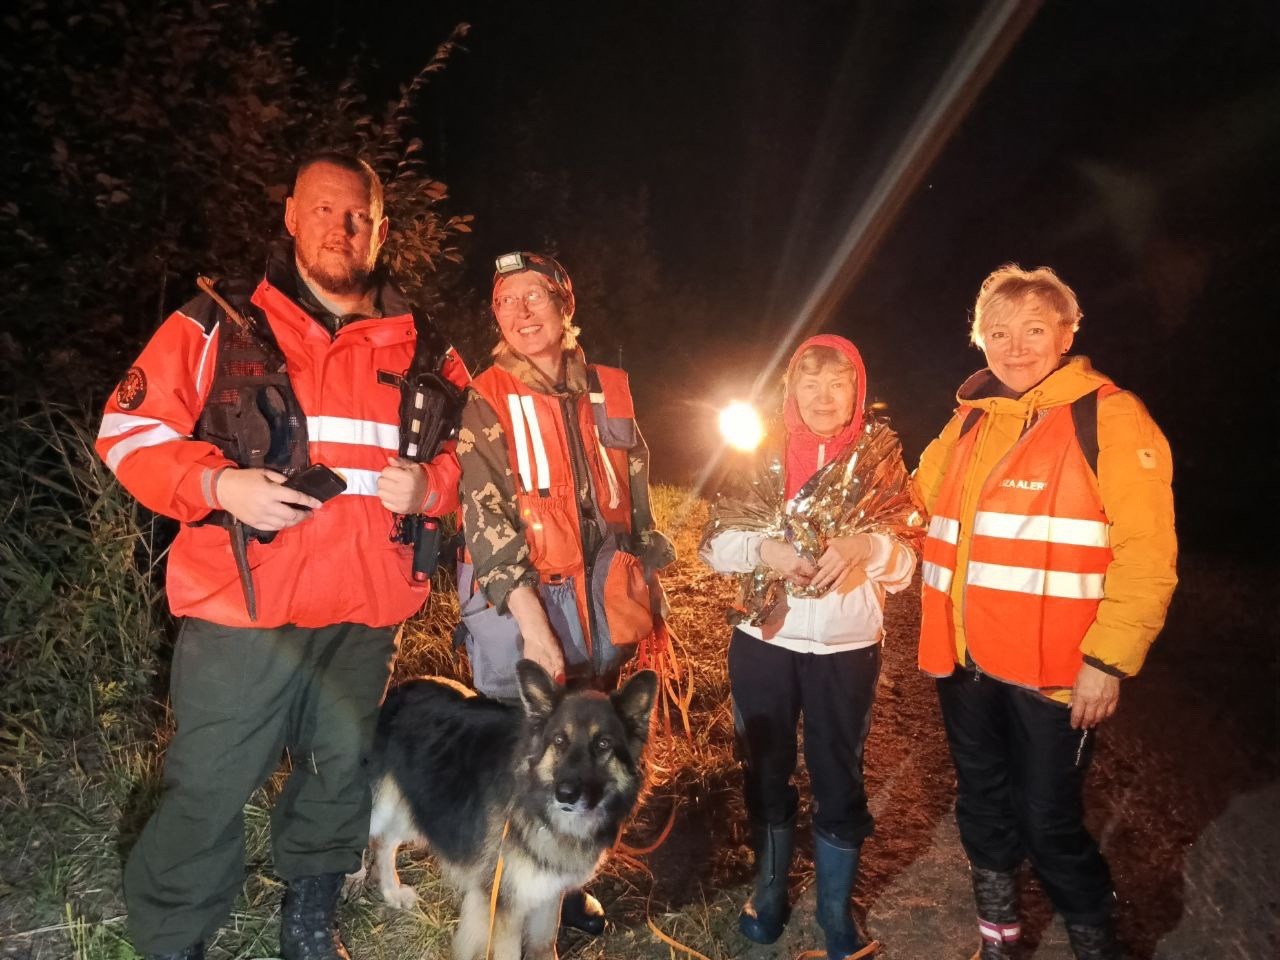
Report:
813,830,879,959
738,815,796,944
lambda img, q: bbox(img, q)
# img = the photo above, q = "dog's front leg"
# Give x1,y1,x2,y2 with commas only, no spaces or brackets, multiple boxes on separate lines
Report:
522,894,562,960
488,907,525,960
373,838,419,911
453,886,493,960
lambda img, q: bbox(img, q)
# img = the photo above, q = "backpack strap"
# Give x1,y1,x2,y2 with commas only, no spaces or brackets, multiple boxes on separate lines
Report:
1070,388,1101,477
958,406,984,439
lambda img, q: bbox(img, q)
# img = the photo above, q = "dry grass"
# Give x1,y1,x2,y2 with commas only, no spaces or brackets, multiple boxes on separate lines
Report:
0,445,759,960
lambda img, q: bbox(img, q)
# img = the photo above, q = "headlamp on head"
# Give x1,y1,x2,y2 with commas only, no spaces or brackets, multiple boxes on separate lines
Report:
494,252,528,275
493,251,571,289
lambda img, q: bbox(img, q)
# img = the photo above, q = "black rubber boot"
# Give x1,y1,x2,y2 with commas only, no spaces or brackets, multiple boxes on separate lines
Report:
280,873,351,960
560,888,605,936
968,866,1022,960
1065,919,1126,960
738,815,796,944
813,830,879,960
144,945,204,960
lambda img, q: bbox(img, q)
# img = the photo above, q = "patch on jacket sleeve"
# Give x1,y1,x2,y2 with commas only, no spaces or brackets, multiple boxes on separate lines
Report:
1136,448,1157,469
116,366,147,410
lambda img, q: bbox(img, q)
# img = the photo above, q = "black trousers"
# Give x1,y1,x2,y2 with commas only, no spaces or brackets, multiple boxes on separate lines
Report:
936,667,1114,925
124,618,398,954
728,629,881,845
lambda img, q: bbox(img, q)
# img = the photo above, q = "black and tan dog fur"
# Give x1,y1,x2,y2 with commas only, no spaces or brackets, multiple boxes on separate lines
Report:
358,660,657,960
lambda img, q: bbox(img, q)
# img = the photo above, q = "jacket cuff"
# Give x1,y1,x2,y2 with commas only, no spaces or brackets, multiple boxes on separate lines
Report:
482,567,540,615
636,529,677,572
417,463,439,514
1082,654,1129,679
202,465,230,511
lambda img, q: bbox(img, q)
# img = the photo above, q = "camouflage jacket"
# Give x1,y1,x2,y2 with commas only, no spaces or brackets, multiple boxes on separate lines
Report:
457,343,674,612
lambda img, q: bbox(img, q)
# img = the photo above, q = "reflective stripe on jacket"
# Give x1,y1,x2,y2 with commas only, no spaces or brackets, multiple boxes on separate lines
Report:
914,357,1177,696
920,386,1116,688
97,263,469,628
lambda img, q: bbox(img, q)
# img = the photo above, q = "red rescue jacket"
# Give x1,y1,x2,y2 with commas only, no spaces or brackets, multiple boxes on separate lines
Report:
97,259,469,629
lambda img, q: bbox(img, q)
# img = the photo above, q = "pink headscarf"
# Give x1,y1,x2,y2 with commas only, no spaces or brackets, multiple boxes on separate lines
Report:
782,334,868,499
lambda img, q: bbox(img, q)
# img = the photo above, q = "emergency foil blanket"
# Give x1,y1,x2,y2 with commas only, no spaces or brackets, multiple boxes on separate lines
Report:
703,418,924,627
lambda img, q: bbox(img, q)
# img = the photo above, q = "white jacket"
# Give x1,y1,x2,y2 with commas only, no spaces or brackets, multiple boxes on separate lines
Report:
700,530,916,654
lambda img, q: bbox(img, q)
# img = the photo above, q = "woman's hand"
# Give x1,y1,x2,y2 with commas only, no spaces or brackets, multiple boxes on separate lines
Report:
759,538,816,586
507,585,566,683
522,628,566,684
809,534,874,594
1070,662,1121,729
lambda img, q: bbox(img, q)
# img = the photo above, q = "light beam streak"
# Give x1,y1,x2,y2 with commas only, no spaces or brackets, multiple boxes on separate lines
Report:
694,0,1042,498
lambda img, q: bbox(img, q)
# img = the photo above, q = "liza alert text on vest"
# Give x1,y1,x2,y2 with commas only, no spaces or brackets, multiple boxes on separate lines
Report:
460,363,655,696
919,386,1118,690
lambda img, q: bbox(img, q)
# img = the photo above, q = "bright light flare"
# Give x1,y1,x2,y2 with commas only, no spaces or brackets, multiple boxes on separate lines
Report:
719,402,764,452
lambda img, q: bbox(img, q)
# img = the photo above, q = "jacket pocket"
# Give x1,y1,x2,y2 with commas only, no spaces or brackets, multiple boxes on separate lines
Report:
590,541,654,673
455,563,590,697
516,491,580,576
458,585,524,701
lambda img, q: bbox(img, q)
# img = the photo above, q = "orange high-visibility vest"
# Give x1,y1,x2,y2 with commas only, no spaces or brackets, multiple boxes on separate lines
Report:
919,386,1118,689
469,362,652,653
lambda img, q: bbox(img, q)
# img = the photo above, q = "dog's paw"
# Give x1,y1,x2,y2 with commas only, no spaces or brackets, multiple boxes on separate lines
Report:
382,882,420,911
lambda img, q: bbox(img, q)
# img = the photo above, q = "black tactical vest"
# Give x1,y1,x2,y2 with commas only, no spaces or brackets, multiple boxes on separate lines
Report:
194,280,310,480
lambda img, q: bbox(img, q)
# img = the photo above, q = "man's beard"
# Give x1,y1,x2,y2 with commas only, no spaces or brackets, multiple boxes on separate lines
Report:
297,244,374,297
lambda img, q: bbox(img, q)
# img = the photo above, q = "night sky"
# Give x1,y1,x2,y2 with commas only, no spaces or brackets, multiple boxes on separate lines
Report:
281,0,1278,553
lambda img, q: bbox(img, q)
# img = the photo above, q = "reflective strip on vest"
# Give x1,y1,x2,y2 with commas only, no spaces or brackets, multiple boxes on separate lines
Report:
972,510,1109,548
595,429,622,509
335,468,380,496
507,394,534,492
967,561,1105,600
519,395,552,494
306,415,398,450
921,560,954,593
927,514,960,545
99,414,184,472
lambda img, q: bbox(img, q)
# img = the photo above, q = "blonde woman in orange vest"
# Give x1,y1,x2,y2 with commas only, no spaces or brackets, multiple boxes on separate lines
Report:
913,265,1177,960
454,251,675,936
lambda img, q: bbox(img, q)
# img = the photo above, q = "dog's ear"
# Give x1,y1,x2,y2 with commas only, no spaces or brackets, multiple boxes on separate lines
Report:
611,669,658,745
516,659,561,721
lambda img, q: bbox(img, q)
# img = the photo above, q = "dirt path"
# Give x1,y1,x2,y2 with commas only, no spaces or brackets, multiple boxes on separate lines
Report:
590,551,1278,960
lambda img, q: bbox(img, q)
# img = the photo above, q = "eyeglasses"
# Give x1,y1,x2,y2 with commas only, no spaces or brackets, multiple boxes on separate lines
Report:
493,288,557,313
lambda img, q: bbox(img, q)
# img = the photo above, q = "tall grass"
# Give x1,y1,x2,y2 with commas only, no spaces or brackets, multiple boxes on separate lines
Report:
1,396,173,957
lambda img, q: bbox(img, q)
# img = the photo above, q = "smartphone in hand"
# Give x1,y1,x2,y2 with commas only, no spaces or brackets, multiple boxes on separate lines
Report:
282,464,347,507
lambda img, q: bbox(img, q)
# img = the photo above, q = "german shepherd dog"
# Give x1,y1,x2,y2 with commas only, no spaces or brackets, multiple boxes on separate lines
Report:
360,660,658,960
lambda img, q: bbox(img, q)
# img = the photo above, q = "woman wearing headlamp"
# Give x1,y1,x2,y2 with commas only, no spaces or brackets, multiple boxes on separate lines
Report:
454,251,674,935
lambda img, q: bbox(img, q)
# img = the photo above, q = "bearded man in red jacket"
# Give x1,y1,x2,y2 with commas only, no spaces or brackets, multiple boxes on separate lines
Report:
97,154,469,960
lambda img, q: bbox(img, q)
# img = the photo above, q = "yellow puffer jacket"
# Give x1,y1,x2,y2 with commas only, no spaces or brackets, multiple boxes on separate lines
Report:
913,356,1177,701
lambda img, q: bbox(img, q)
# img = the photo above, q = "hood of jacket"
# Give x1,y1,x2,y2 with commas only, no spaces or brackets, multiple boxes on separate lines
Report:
956,355,1113,425
782,334,868,499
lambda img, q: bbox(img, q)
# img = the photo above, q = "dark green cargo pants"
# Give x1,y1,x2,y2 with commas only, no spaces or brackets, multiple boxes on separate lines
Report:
123,618,397,954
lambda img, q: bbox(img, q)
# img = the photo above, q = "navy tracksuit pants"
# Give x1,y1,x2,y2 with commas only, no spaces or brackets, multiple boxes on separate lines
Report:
936,667,1115,925
728,629,881,845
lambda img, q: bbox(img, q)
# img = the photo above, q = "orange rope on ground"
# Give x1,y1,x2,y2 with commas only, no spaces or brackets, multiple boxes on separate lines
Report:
484,820,510,960
794,942,881,959
616,797,678,856
646,915,715,960
630,615,695,741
